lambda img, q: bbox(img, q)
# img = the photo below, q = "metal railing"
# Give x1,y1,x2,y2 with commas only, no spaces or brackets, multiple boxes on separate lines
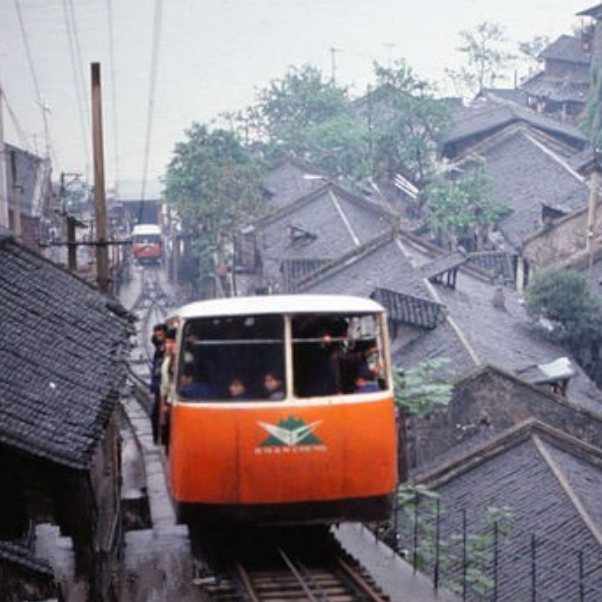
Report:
392,489,602,601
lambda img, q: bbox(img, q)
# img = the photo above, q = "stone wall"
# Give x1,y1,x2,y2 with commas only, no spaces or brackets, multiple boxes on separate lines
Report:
406,366,602,475
521,200,602,271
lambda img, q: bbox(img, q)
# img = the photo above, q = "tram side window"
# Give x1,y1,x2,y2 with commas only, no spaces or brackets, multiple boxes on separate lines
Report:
180,315,285,401
292,313,387,398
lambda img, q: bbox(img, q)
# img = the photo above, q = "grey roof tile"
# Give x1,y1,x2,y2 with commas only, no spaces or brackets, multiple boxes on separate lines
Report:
0,236,132,469
262,158,327,208
540,34,590,65
399,238,602,415
410,422,602,601
256,183,395,288
443,103,588,155
0,540,54,575
459,127,588,250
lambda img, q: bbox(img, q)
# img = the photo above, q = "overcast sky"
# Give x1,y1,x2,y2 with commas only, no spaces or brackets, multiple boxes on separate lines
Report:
0,0,589,190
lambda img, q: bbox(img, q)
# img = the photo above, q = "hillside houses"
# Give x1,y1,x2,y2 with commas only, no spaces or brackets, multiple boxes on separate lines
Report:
255,180,396,293
0,227,132,600
440,102,591,286
2,144,53,253
255,101,602,594
407,420,602,600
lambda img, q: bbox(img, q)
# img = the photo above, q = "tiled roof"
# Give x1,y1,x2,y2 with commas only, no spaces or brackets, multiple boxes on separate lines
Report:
0,540,54,576
398,236,602,415
296,230,431,301
442,104,588,157
447,126,588,250
262,158,327,209
410,421,602,601
540,34,589,65
468,251,515,283
420,250,468,283
281,257,330,292
0,235,133,470
520,71,590,102
477,88,530,107
578,3,602,19
395,319,476,378
430,260,602,414
256,183,396,289
371,287,446,330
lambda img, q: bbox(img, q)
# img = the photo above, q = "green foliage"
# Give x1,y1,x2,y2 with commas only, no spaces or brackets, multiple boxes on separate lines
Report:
518,35,549,68
446,22,515,96
251,64,363,176
163,123,264,280
580,64,602,149
243,59,450,188
425,169,510,241
525,267,602,350
397,486,514,598
394,357,453,416
370,59,452,184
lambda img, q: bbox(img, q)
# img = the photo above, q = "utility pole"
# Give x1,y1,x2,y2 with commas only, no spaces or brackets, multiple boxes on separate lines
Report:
91,62,110,294
9,151,22,241
330,47,339,85
0,82,9,228
580,148,602,288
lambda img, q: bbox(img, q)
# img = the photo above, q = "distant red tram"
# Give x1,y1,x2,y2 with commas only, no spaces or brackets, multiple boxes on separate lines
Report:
130,224,163,263
162,294,399,525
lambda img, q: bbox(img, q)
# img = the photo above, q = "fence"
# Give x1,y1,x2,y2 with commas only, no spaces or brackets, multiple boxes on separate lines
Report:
392,489,602,601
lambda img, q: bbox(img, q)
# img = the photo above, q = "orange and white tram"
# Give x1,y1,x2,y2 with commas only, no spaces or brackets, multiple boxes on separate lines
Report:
130,223,163,263
162,294,399,525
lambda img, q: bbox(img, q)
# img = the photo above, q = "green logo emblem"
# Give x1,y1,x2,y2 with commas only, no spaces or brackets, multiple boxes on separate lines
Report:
258,416,323,447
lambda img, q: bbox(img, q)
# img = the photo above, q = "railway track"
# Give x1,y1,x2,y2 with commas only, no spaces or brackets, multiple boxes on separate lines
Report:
190,524,392,602
127,264,176,403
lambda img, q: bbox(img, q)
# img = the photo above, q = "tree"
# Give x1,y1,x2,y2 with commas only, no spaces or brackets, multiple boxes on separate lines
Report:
517,34,549,76
581,64,602,149
163,123,264,295
250,64,363,175
525,267,602,354
394,357,452,417
447,22,515,96
424,169,510,250
370,59,452,185
393,358,453,483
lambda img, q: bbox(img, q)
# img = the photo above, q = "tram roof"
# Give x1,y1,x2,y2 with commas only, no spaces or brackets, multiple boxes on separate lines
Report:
131,223,161,235
173,294,385,320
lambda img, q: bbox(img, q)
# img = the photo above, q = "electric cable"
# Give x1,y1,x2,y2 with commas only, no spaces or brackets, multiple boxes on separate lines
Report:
13,0,58,169
62,0,92,177
139,0,163,211
106,0,121,187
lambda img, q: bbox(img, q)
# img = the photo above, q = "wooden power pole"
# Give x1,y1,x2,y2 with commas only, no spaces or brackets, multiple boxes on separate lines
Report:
91,62,110,294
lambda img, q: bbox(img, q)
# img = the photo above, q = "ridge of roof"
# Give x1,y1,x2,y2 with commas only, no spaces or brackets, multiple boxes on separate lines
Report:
533,434,602,547
295,228,398,290
256,181,396,227
444,103,587,149
412,418,602,489
0,540,54,575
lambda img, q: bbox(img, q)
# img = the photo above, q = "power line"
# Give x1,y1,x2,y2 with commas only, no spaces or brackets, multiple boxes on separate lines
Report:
140,0,163,203
62,0,91,176
13,0,57,166
1,86,31,150
106,0,121,187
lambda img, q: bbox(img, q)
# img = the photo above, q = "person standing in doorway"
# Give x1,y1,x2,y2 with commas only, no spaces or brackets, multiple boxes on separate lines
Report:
150,323,167,444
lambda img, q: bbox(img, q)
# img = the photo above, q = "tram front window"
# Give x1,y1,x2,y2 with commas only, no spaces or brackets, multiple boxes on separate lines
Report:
180,315,285,401
292,313,387,398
